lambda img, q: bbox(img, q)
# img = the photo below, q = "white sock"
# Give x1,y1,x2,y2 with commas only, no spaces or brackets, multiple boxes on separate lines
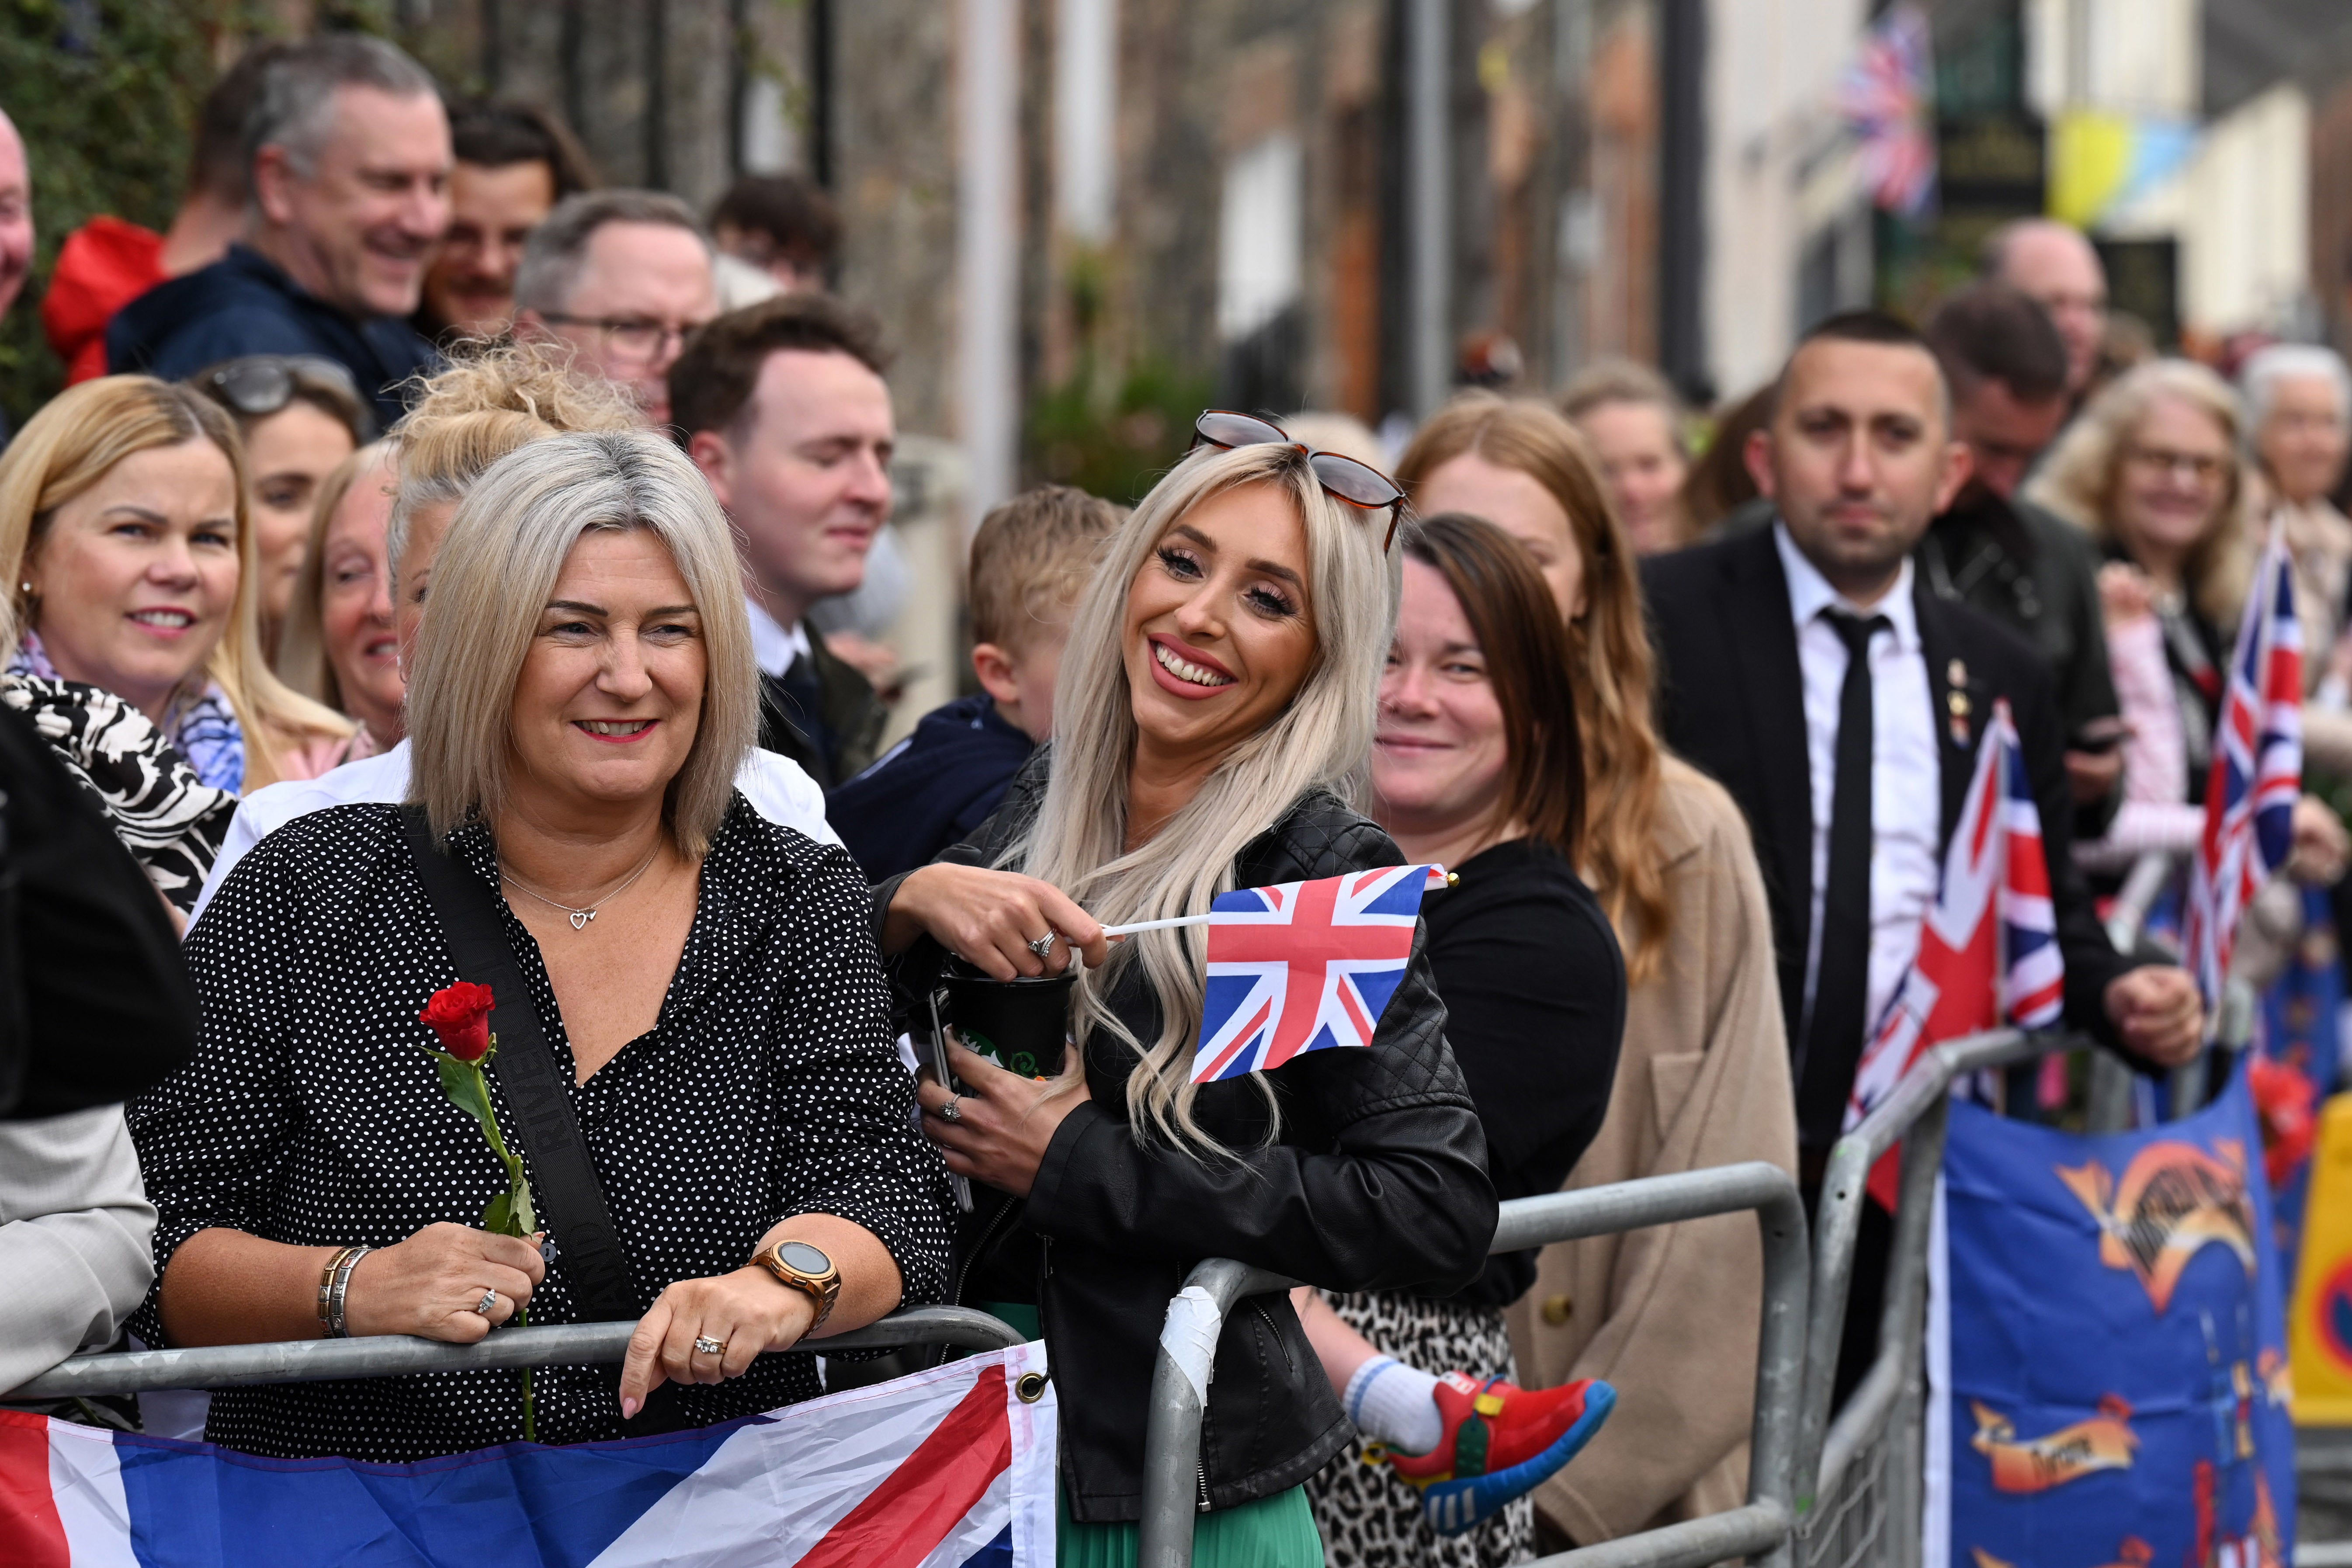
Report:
1343,1355,1444,1456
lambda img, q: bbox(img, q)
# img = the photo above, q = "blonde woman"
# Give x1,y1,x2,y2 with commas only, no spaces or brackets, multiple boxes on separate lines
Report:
2028,360,2346,878
878,430,1498,1566
1399,393,1800,1544
1,376,352,793
129,430,951,1460
190,345,832,921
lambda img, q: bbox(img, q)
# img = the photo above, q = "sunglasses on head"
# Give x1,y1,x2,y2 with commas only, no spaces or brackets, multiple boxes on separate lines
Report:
1186,410,1407,551
201,356,370,431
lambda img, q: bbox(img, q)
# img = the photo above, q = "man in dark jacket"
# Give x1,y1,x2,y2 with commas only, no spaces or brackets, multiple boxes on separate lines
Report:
1642,311,2203,1401
1920,282,2124,821
670,292,888,787
107,36,448,430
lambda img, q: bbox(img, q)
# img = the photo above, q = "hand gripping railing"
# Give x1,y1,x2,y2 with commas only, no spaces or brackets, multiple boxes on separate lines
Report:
7,1304,1027,1400
1139,1162,1811,1568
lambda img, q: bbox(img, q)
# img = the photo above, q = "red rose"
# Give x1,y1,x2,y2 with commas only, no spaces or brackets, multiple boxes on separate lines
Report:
420,982,496,1062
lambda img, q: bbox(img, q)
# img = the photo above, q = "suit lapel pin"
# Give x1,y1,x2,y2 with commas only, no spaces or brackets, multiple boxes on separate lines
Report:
1947,687,1972,747
1947,658,1968,690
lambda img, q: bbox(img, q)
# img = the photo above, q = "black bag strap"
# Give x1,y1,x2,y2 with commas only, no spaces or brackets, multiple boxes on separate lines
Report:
400,806,688,1434
400,805,642,1320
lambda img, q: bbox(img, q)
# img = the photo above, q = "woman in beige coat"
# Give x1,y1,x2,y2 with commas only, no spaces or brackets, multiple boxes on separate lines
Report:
1402,394,1799,1545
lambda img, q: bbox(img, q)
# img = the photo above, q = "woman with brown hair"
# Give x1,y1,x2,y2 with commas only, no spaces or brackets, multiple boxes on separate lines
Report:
1297,512,1625,1566
1398,392,1800,1545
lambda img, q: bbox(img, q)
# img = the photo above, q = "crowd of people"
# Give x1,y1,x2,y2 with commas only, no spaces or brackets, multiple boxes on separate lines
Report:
3,29,2349,1568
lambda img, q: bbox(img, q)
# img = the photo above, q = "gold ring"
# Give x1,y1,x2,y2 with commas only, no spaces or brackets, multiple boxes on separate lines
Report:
693,1335,726,1356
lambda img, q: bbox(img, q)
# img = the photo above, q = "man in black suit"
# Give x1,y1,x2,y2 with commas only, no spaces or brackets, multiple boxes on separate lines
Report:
670,292,890,788
1642,311,2203,1395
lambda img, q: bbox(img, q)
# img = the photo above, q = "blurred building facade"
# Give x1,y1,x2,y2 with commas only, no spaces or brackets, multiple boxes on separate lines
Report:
316,1,2352,492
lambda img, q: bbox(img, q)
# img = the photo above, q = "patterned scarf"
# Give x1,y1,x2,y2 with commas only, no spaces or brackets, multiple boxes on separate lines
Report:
10,629,247,794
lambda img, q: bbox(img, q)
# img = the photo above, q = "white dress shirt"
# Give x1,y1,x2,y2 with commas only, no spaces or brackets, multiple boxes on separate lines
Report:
746,594,813,680
189,738,839,926
1774,523,1942,1042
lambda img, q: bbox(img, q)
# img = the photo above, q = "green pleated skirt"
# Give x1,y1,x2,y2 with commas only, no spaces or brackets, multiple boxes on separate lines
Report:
969,1304,1322,1568
1054,1485,1323,1568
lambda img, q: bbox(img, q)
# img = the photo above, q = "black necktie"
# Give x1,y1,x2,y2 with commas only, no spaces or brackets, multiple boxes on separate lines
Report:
1797,609,1890,1149
771,652,834,784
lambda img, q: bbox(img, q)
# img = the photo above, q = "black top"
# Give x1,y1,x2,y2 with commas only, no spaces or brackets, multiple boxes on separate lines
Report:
755,624,887,790
128,796,953,1461
0,701,196,1120
1642,525,2147,1146
1423,838,1625,1306
828,694,1036,880
106,244,435,431
888,752,1496,1520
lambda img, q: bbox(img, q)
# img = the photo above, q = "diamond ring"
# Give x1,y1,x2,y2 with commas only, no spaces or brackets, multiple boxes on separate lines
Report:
475,1288,498,1317
694,1336,726,1356
939,1095,963,1123
1027,932,1058,957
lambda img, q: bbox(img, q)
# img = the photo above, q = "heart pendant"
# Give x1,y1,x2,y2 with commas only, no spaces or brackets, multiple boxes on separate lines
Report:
570,910,591,930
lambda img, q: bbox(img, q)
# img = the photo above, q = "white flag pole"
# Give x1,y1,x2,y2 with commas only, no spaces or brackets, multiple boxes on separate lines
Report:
1098,867,1452,939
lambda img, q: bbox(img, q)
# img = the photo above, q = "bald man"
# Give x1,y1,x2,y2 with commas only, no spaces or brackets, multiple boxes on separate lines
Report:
1983,218,2108,399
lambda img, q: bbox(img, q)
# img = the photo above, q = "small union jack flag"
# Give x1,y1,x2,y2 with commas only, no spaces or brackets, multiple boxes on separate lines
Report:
1846,699,2061,1207
1191,865,1447,1083
1839,3,1938,218
2185,527,2303,1013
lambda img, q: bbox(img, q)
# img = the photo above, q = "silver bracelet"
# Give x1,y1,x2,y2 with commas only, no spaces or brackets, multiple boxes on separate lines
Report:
325,1245,371,1338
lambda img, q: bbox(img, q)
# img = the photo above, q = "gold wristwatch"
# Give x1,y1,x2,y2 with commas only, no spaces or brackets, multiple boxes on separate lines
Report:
753,1238,840,1329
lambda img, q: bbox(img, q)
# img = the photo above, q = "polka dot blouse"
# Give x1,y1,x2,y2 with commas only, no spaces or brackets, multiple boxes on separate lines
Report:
127,795,954,1462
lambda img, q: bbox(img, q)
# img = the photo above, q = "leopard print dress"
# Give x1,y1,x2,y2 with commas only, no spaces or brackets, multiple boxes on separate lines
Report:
1,676,236,911
1306,1290,1535,1568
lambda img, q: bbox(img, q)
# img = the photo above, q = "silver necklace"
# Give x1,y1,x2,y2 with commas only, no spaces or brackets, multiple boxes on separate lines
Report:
500,843,662,930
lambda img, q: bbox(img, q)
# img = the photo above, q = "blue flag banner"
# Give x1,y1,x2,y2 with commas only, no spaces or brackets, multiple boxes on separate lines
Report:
1927,1065,2294,1567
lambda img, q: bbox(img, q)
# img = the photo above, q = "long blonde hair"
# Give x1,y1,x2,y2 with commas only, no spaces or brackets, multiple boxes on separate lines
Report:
0,375,350,789
406,431,757,857
2026,357,2256,631
1396,392,1673,983
1016,442,1401,1152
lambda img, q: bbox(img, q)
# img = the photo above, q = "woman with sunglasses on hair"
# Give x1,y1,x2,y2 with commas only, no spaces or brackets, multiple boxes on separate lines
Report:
190,356,368,663
1395,394,1798,1547
1295,512,1625,1567
876,420,1504,1565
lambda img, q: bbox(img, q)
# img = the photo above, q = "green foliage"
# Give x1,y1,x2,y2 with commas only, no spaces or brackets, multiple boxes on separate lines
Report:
0,1,270,419
1028,357,1213,507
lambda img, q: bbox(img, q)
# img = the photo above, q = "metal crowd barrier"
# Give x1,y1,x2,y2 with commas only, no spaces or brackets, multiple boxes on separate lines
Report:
1794,958,2258,1568
1140,1162,1812,1568
1793,1026,2062,1568
10,1304,1027,1400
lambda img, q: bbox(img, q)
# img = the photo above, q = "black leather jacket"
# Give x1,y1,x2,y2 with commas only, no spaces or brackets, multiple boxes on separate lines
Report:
878,756,1497,1521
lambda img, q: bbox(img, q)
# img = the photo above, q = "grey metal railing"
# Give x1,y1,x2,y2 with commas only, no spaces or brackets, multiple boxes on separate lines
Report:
1139,1162,1811,1568
10,1304,1027,1400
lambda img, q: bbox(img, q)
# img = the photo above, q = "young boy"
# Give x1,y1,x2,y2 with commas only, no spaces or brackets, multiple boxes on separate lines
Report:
827,485,1118,879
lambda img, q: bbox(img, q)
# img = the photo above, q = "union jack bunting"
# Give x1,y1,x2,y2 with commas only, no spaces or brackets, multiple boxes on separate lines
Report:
1839,2,1938,218
1845,700,2062,1207
1191,865,1448,1083
2185,526,2304,1012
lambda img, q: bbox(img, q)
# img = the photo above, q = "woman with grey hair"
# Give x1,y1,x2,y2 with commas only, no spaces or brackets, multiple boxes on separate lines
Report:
876,426,1506,1562
2243,347,2352,738
126,429,951,1461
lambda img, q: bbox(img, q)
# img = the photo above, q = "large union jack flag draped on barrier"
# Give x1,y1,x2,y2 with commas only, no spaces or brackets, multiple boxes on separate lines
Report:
1845,700,2063,1207
1192,865,1447,1083
2185,527,2303,1014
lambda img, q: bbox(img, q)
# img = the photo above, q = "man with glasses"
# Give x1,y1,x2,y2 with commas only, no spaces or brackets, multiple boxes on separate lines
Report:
106,36,450,432
513,190,716,429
